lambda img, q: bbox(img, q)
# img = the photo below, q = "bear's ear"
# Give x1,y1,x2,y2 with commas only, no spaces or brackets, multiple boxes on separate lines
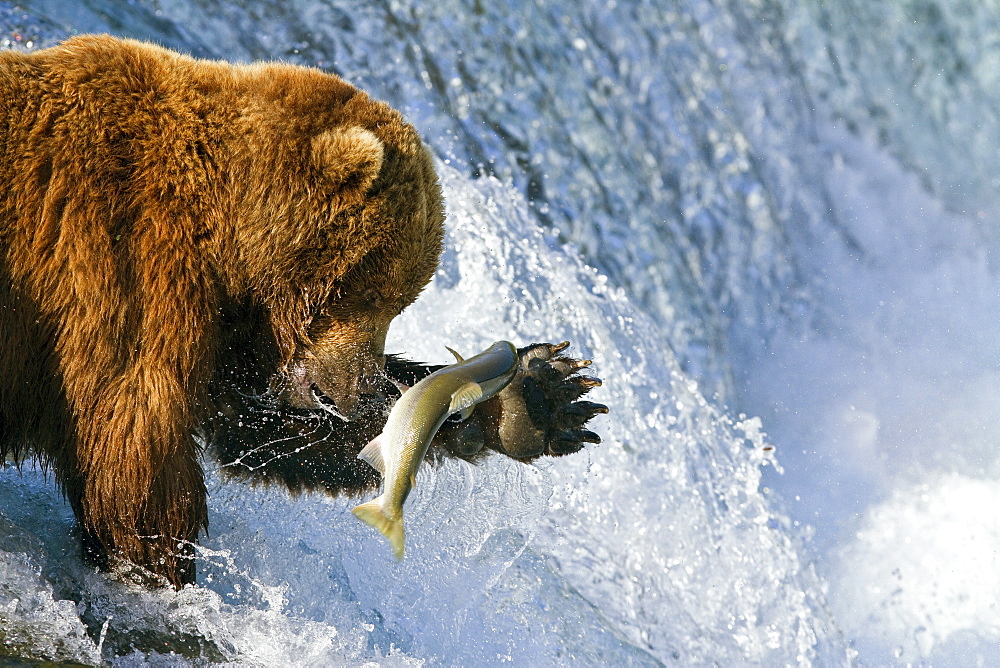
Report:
310,127,384,193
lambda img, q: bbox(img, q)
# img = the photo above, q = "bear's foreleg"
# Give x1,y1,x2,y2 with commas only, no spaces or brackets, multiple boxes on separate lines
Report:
70,372,209,588
49,231,219,588
207,342,607,497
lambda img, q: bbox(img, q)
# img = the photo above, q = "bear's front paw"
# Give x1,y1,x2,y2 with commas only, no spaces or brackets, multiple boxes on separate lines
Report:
491,341,608,459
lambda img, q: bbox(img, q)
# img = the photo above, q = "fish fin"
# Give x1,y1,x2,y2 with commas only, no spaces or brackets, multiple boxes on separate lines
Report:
352,498,405,560
449,381,483,417
445,346,464,363
357,435,386,474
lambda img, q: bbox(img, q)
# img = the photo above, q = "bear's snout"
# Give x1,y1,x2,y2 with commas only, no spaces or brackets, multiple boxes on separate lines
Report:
311,367,392,421
284,349,390,421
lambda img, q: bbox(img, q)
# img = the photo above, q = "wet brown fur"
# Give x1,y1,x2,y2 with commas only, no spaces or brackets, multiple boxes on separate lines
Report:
0,35,443,587
0,36,607,589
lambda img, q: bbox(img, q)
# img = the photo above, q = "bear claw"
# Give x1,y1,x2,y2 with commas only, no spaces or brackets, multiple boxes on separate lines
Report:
492,341,608,459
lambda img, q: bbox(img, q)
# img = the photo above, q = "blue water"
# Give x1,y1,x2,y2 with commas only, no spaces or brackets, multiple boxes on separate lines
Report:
3,1,1000,664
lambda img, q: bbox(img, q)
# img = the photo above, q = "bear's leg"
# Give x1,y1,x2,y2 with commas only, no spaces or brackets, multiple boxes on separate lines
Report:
206,342,607,499
64,366,209,588
208,395,384,497
76,435,207,588
130,446,206,586
77,503,201,587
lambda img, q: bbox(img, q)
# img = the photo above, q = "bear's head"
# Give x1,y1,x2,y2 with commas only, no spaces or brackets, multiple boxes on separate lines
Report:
228,82,445,420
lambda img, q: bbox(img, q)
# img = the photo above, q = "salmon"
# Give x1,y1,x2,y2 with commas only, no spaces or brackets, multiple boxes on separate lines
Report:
351,341,519,558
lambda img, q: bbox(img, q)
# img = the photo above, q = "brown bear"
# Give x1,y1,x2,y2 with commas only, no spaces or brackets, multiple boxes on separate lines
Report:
0,35,605,588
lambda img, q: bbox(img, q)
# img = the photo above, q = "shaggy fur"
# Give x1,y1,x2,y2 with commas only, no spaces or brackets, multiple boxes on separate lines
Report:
0,35,605,588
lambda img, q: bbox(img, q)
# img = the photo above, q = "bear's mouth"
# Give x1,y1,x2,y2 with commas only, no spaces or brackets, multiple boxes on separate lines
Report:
311,383,351,421
309,377,397,422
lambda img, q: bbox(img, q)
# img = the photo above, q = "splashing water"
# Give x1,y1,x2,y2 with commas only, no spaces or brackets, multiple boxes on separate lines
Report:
0,162,836,665
4,0,1000,664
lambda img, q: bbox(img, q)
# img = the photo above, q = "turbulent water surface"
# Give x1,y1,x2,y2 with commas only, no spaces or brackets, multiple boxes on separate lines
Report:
2,0,1000,665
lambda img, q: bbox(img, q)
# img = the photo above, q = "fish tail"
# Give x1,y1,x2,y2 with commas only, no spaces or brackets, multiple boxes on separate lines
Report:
351,497,405,560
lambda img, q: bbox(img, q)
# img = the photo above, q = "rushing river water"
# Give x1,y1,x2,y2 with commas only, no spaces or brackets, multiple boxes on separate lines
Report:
3,0,1000,664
